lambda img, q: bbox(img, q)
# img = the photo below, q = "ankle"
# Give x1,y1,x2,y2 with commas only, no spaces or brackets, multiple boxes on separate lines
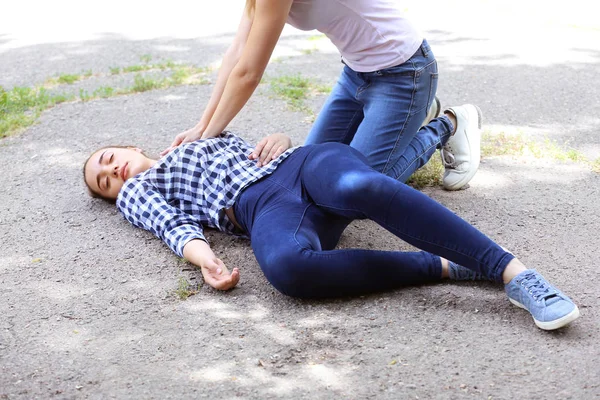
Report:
444,111,457,134
501,258,527,284
441,258,449,279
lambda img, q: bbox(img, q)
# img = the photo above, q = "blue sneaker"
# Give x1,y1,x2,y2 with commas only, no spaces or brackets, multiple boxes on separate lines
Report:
448,261,493,281
505,269,580,330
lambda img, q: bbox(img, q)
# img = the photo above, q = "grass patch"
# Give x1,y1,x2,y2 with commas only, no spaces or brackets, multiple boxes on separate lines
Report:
175,276,199,300
93,86,116,98
0,56,214,138
131,74,165,92
57,73,81,85
0,86,73,138
0,60,212,138
123,65,147,73
482,130,588,163
269,74,330,112
406,150,444,189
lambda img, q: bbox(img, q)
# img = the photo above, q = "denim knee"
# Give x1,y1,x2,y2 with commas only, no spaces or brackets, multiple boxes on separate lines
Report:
257,247,313,298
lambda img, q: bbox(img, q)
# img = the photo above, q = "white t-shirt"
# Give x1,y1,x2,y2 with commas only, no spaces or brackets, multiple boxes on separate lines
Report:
286,0,423,72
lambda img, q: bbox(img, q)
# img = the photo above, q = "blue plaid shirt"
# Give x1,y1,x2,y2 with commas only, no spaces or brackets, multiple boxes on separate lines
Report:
116,132,296,257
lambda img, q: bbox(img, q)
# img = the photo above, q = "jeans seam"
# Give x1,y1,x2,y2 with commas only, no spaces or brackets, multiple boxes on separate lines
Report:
391,139,440,180
381,58,418,174
292,204,322,252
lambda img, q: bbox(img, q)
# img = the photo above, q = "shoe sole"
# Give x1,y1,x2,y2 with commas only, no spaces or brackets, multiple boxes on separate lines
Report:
442,105,483,191
509,298,580,330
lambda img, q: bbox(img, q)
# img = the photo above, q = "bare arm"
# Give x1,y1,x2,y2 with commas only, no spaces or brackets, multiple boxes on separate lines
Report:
183,239,240,291
161,9,254,155
201,0,293,139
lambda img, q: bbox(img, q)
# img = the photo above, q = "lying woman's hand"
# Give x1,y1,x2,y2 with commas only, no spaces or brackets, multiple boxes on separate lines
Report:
201,258,240,291
249,133,292,167
160,124,205,156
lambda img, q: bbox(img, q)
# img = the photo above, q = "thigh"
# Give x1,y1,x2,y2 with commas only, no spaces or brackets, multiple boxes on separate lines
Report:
250,200,349,294
351,45,438,178
304,66,364,146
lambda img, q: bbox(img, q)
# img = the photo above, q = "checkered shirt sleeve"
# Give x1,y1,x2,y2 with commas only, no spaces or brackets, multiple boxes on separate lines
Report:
118,183,206,257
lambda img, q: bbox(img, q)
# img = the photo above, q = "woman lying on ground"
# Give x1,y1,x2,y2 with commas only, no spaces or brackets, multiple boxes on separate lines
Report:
83,125,580,331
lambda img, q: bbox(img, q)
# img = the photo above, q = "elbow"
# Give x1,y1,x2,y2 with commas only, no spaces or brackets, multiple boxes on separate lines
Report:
231,64,263,89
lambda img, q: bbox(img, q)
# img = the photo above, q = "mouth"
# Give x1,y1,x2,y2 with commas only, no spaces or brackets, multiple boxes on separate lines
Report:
121,162,128,181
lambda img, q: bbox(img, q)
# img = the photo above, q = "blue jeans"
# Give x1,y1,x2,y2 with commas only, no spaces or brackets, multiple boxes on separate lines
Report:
234,144,514,298
305,39,452,182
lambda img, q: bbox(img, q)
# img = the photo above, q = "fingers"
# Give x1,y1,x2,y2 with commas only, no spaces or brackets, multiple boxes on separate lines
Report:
250,137,268,160
258,140,277,166
161,135,185,156
268,145,284,162
204,259,239,291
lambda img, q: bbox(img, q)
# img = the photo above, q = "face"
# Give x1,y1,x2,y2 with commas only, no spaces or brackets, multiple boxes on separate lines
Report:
84,147,154,200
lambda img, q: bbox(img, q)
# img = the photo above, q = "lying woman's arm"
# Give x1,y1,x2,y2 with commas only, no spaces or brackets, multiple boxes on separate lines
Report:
183,239,240,291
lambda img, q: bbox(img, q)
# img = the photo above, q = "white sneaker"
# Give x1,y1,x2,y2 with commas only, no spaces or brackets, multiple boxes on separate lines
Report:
441,104,482,190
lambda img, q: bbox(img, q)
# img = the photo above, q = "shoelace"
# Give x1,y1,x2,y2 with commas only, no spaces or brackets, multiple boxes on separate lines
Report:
440,148,456,169
517,271,559,301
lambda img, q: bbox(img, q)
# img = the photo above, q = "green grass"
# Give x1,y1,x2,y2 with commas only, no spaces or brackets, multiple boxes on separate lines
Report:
131,74,165,92
140,54,152,63
175,276,199,300
269,74,330,112
406,151,444,189
57,73,81,85
481,130,589,164
0,86,73,138
0,59,212,138
93,86,116,98
123,65,146,73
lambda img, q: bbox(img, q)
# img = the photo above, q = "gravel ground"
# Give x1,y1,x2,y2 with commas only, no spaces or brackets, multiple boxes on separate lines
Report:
1,1,599,399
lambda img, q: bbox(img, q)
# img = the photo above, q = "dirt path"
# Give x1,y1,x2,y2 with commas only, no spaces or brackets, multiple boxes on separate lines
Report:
1,2,599,399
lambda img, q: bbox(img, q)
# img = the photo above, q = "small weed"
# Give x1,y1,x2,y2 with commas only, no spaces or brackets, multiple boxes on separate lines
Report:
406,151,444,189
592,158,600,173
315,84,332,94
131,74,164,92
57,73,81,85
308,34,326,41
123,65,146,73
109,66,121,75
93,86,115,98
175,276,199,300
170,68,190,85
269,74,313,111
83,69,93,77
140,54,152,63
79,88,91,102
302,48,317,55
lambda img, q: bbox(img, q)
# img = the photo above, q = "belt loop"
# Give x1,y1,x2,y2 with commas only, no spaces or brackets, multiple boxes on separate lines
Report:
420,40,428,57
